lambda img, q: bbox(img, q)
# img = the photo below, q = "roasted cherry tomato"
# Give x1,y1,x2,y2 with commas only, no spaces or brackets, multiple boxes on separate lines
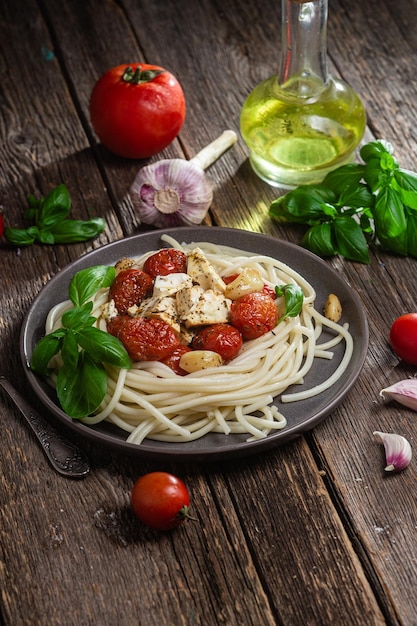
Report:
143,248,188,278
107,316,179,361
109,269,153,314
390,313,417,365
89,63,186,159
230,292,278,340
192,323,243,361
131,472,192,531
159,345,192,376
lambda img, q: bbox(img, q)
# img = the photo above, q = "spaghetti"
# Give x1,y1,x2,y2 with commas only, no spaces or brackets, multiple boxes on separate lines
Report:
45,236,354,444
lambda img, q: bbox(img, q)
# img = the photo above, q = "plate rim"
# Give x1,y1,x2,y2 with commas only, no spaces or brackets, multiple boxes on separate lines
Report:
20,226,369,462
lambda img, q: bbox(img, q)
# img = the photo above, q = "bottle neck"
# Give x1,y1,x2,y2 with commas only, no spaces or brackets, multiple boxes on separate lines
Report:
278,0,329,98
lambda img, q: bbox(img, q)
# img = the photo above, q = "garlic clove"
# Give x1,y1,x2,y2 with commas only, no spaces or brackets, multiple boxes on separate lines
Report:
373,431,412,472
380,379,417,411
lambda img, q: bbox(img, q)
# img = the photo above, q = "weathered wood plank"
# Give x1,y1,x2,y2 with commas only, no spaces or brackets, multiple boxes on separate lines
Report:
2,0,417,623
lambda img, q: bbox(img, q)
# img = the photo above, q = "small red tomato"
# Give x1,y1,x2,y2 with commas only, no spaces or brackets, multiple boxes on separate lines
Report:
390,313,417,365
109,269,153,314
107,316,179,361
0,209,4,238
131,472,192,531
89,63,186,159
143,249,188,278
159,345,192,375
230,292,278,340
192,323,243,361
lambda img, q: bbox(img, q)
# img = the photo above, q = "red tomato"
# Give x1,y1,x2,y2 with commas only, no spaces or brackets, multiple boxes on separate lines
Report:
192,323,243,361
109,269,153,314
107,316,179,361
159,345,192,376
143,249,187,278
390,313,417,365
131,472,192,531
0,209,4,238
230,292,278,340
89,63,186,159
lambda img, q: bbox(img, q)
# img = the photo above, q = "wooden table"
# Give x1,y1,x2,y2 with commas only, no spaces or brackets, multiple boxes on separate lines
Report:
1,0,417,624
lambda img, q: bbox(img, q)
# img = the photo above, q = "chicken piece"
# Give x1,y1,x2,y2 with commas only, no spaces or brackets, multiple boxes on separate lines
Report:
101,299,118,321
135,295,181,334
176,285,231,328
153,272,193,298
187,248,226,292
114,257,144,274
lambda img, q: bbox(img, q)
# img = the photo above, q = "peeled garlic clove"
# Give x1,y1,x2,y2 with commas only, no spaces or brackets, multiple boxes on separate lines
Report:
323,293,342,322
179,350,223,373
373,431,412,472
380,379,417,411
224,268,264,300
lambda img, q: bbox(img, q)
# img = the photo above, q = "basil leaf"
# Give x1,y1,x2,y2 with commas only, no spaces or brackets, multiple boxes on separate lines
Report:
270,185,336,225
40,184,71,222
50,217,106,243
406,211,417,257
275,284,304,321
39,204,71,230
4,226,39,246
62,302,94,330
338,183,374,211
60,330,79,369
364,158,393,192
323,163,365,195
56,353,107,418
373,187,407,254
30,331,66,375
333,216,370,264
360,140,394,162
37,229,55,244
394,170,417,210
301,223,336,257
373,186,406,238
76,327,131,368
69,265,115,307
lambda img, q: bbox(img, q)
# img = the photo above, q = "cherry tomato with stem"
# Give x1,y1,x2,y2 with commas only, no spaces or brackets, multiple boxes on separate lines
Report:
89,63,186,159
390,313,417,365
131,472,194,531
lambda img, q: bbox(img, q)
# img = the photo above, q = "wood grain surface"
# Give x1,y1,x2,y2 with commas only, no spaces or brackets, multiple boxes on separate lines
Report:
1,0,417,624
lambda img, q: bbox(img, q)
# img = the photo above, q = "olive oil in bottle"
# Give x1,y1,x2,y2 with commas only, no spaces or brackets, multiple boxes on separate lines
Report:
240,0,366,188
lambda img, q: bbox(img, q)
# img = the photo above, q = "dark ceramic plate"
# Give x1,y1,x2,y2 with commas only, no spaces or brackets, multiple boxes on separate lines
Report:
20,227,368,462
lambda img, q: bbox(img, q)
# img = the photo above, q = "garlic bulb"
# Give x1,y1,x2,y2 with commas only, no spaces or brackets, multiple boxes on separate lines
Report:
373,431,412,472
380,379,417,411
130,130,237,228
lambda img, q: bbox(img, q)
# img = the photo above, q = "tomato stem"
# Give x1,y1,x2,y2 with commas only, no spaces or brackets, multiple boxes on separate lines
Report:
178,505,198,522
122,65,164,85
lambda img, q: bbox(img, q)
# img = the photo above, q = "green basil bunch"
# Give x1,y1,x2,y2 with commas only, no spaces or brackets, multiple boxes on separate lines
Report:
31,266,131,418
269,140,417,263
5,184,105,246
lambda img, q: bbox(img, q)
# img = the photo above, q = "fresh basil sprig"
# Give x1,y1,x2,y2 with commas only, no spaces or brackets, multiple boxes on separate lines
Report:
4,184,106,246
269,140,417,263
30,265,131,418
275,284,304,322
